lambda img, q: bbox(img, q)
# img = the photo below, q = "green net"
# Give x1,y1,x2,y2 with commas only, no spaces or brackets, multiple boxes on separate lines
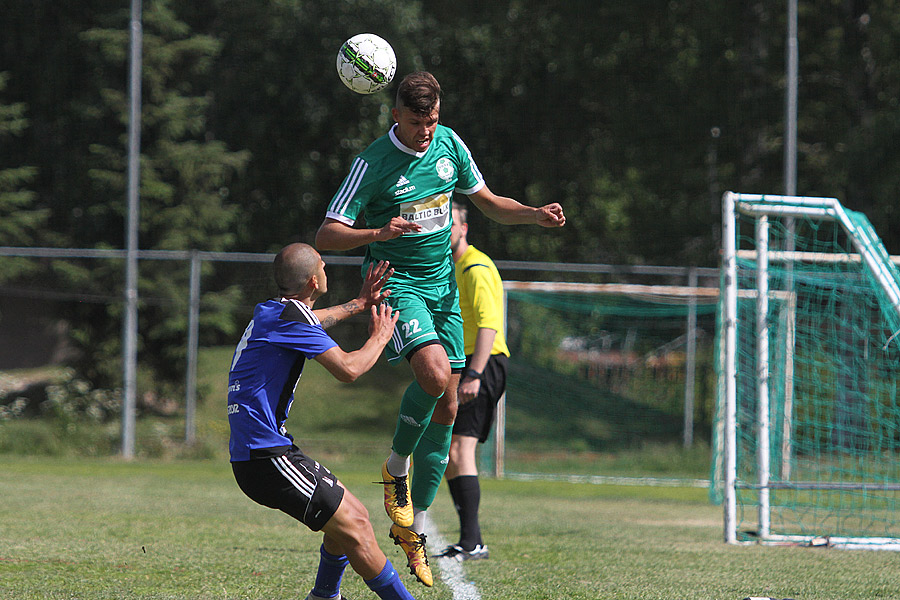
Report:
713,197,900,546
483,285,718,481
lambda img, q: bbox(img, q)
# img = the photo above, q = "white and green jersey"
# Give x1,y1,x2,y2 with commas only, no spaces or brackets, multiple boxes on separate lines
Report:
326,123,485,285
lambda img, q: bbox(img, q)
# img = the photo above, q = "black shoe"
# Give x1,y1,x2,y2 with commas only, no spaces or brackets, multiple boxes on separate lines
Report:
434,543,489,562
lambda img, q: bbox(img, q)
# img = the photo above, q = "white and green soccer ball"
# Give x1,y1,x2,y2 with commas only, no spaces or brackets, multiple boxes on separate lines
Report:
336,33,397,95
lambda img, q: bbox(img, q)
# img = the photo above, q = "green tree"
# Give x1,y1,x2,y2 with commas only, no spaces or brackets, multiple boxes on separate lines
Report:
6,0,900,400
0,72,49,279
192,0,427,254
794,0,900,250
64,0,249,388
193,0,751,266
409,1,738,265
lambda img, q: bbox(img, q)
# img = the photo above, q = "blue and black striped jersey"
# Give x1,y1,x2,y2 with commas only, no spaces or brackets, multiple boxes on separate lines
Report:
227,299,337,462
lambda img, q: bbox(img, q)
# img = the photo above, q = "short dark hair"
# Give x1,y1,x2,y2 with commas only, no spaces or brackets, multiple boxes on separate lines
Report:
273,243,318,295
396,71,441,115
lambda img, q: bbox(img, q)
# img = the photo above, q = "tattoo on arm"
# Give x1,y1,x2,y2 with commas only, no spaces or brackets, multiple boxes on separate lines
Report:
319,300,361,330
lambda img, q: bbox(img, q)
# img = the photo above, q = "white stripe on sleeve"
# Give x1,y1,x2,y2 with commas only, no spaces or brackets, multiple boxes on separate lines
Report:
330,157,368,216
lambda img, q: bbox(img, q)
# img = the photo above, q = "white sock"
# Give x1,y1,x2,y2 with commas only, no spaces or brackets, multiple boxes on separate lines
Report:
412,509,426,535
386,451,410,477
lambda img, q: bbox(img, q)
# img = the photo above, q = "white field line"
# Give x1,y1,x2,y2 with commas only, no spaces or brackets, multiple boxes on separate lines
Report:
422,513,481,600
504,471,710,488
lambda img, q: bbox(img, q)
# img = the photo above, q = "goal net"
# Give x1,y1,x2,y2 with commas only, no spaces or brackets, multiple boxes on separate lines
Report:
714,192,900,550
481,280,719,486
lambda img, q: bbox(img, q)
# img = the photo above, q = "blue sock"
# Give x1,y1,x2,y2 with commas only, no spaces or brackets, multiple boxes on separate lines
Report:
311,544,350,599
365,560,415,600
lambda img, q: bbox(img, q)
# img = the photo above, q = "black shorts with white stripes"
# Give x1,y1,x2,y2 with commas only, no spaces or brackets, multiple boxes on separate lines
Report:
232,445,345,531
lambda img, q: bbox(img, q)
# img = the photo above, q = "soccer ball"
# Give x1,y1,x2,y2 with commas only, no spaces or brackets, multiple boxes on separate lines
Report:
336,33,397,95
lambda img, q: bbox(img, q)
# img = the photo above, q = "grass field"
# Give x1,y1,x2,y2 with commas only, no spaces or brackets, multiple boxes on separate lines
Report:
2,457,900,599
3,347,900,599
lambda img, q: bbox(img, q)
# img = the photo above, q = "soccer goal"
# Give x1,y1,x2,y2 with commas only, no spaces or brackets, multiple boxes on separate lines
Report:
715,192,900,550
482,278,719,486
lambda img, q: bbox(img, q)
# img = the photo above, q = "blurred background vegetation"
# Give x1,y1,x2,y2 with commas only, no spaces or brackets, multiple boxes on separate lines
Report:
1,0,898,456
6,1,900,263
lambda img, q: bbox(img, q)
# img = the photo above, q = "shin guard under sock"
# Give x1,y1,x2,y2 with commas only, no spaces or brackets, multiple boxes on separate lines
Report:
391,381,439,457
411,420,453,511
311,544,349,599
365,560,414,600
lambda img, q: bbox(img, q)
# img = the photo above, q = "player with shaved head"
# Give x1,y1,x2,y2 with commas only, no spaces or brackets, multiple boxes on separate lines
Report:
228,243,420,600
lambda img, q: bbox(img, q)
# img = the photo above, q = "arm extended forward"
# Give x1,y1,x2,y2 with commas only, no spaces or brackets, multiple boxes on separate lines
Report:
315,217,422,252
314,304,398,382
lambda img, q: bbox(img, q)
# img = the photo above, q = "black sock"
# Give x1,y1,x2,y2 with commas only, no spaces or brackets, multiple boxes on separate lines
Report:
447,475,482,550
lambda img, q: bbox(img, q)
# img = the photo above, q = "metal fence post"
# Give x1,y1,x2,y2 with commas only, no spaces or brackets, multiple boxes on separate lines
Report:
684,267,698,447
185,250,201,444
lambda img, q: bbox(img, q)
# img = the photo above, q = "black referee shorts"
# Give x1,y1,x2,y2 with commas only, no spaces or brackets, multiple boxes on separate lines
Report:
453,353,508,443
232,445,345,531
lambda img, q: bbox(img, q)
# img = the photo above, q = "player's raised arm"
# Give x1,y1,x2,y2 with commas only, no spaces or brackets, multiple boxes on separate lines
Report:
315,217,422,251
466,184,566,228
313,260,394,329
357,259,394,306
314,303,399,382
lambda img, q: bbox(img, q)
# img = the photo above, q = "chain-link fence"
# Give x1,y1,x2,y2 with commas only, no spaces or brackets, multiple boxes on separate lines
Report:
1,246,719,473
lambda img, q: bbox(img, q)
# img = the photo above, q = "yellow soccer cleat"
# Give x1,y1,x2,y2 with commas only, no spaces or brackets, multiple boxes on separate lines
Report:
389,524,433,587
377,461,413,527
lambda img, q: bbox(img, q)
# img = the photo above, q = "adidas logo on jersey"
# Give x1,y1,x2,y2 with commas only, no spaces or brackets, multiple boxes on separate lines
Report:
394,175,416,196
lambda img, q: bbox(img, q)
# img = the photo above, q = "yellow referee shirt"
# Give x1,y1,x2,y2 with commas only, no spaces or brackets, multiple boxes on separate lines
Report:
454,245,510,357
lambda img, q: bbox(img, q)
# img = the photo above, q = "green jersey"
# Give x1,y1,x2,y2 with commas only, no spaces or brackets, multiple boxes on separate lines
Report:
326,124,485,285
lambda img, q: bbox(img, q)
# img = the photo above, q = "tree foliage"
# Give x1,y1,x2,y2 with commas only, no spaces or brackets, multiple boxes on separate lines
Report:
3,0,900,392
0,72,49,279
3,0,249,388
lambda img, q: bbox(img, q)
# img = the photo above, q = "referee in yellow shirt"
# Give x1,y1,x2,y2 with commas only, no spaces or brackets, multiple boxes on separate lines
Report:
437,202,510,561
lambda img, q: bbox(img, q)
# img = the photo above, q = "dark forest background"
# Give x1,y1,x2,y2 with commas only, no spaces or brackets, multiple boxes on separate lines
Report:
2,0,899,391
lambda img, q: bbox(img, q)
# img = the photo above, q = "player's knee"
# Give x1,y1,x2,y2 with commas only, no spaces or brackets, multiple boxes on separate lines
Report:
410,347,451,396
350,512,374,540
351,498,370,522
344,515,379,558
442,394,458,420
417,368,450,397
448,441,462,464
343,494,371,524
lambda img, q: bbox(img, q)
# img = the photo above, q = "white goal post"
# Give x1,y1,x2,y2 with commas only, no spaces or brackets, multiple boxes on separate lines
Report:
720,191,900,550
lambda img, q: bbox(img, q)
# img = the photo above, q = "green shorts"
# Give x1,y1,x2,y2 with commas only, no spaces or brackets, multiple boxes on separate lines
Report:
384,280,465,369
